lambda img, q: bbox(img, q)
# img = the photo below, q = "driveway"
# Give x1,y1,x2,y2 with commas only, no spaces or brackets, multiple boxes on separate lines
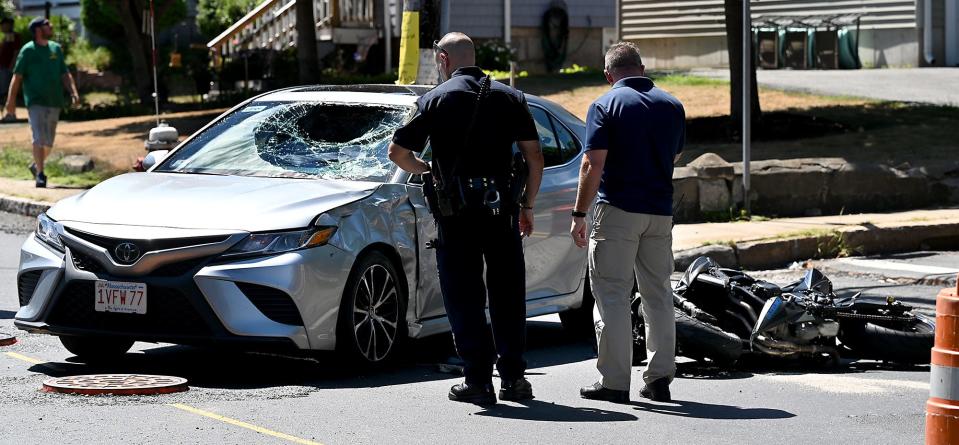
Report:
692,68,959,106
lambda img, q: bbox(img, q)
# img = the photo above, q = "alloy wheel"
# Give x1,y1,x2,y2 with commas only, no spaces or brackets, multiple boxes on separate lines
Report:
351,264,400,362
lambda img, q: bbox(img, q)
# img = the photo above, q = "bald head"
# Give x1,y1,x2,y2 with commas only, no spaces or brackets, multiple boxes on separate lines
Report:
436,32,476,78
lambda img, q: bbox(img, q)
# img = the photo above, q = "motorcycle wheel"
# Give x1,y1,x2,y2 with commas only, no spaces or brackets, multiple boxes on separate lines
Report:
631,299,743,366
838,313,935,364
674,310,744,366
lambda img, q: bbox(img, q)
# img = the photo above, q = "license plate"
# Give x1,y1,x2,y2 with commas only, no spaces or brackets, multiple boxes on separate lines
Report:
95,280,147,314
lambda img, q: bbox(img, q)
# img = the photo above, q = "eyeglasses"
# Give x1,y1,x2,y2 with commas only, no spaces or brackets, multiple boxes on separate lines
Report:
432,40,448,55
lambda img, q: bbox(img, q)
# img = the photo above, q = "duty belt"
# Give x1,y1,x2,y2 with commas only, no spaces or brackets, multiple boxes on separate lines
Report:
461,176,504,216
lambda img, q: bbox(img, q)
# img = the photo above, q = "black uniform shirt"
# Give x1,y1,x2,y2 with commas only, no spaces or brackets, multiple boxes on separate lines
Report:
392,66,538,178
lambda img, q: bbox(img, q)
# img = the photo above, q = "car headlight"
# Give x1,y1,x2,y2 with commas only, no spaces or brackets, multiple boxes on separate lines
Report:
36,213,65,252
222,226,337,258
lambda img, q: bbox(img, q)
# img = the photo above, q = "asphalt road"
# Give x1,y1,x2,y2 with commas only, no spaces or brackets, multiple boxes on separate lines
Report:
0,211,949,444
692,67,959,106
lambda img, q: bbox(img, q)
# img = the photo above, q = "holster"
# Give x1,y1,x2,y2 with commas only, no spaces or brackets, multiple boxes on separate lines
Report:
509,151,529,207
422,171,464,218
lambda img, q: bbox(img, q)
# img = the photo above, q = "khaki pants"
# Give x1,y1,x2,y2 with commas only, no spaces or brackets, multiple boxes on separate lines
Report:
589,203,675,391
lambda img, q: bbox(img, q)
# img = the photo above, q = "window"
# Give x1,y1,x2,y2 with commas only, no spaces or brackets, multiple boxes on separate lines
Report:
551,116,581,163
156,101,413,182
530,107,562,167
530,106,579,168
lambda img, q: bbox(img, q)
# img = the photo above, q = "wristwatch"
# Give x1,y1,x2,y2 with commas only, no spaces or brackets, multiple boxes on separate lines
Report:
571,210,587,218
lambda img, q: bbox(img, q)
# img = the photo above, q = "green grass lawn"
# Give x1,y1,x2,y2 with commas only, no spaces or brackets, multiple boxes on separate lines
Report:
0,148,118,188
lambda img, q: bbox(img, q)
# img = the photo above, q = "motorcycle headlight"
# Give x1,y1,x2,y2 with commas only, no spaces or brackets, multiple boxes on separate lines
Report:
222,226,337,258
36,213,65,252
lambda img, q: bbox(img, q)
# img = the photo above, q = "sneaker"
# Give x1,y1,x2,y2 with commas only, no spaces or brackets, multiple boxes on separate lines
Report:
28,163,37,179
639,377,672,402
579,381,629,403
499,378,534,401
35,172,46,188
449,382,496,405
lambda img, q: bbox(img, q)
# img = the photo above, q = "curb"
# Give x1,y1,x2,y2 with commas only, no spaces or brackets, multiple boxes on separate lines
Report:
674,221,959,271
0,194,53,218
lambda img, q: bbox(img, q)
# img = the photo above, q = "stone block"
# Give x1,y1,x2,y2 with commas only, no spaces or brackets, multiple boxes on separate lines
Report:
698,178,731,212
687,152,734,179
59,155,95,174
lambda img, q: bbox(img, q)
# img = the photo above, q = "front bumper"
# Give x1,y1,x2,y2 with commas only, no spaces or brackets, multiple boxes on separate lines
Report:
15,233,353,351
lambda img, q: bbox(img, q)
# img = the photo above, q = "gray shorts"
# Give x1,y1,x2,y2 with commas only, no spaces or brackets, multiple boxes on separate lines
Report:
28,105,61,147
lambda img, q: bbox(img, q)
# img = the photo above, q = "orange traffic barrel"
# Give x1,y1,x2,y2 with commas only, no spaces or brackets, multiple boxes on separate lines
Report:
927,275,959,444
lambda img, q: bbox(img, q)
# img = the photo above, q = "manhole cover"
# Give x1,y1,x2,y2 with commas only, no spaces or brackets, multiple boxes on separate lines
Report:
42,374,189,396
0,334,16,346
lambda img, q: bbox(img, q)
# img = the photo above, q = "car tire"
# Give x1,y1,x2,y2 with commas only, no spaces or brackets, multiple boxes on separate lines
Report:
559,275,595,339
336,250,408,366
59,335,134,362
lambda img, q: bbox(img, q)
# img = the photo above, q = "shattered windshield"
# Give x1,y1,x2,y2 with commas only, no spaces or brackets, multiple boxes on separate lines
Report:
155,101,412,181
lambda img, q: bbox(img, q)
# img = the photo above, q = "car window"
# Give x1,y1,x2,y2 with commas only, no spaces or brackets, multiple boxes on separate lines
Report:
156,101,413,182
551,115,580,165
530,107,564,167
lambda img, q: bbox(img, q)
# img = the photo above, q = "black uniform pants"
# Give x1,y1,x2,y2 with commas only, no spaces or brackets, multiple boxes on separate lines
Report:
435,213,527,385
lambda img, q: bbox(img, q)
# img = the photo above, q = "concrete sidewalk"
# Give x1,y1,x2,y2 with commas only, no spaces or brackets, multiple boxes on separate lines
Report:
690,67,959,106
675,208,959,269
0,177,84,217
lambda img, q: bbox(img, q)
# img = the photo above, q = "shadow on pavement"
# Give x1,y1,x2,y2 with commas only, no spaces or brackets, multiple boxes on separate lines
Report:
675,361,754,380
476,399,638,422
0,310,17,319
27,320,595,391
632,399,795,420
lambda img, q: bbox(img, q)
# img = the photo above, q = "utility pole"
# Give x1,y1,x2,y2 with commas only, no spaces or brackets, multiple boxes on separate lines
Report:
742,0,752,215
505,0,515,88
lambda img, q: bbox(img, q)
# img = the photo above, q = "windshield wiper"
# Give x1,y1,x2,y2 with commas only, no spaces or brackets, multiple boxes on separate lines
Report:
164,169,230,176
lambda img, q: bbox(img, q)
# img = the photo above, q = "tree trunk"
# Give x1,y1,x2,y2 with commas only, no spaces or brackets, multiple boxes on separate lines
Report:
296,0,320,84
724,0,761,130
117,0,154,105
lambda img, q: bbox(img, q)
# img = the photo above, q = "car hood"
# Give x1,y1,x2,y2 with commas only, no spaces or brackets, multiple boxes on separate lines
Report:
47,172,380,231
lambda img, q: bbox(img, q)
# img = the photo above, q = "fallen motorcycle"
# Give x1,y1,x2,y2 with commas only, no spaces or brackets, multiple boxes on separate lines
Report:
631,256,936,366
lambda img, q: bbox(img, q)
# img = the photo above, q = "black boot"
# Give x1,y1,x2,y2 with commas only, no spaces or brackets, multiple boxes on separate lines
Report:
639,377,671,402
579,382,629,403
499,378,534,401
449,382,496,405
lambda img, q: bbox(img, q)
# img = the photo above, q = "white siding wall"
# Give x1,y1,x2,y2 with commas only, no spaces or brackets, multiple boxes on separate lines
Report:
621,0,918,40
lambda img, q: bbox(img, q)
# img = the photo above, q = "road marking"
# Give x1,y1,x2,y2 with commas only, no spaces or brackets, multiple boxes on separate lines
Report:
168,403,323,445
757,373,929,394
837,258,959,276
3,351,67,372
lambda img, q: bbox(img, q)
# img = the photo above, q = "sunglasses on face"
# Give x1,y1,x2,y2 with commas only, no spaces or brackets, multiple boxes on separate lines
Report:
432,40,448,55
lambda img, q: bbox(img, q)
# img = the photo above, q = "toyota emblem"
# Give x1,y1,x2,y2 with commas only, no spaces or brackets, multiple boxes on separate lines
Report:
114,242,141,264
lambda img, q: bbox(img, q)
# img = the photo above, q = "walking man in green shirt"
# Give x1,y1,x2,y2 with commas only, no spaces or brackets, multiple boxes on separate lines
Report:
5,17,79,188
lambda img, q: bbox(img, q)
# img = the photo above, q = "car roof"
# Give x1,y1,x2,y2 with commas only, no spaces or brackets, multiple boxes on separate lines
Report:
253,83,552,109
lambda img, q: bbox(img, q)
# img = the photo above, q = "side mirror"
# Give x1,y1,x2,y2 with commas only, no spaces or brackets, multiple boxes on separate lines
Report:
142,150,170,170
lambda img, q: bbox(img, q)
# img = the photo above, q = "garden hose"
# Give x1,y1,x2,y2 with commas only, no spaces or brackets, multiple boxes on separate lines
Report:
541,4,569,72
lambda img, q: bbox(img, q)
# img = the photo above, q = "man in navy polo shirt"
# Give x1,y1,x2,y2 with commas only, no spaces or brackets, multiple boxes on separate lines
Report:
570,42,685,403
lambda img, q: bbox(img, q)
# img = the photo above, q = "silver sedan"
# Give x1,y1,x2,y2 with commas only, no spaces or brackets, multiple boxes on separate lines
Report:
14,84,593,364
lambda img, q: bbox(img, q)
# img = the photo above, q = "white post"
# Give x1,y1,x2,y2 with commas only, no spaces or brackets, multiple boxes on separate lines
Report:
384,0,392,73
742,0,751,215
947,0,959,66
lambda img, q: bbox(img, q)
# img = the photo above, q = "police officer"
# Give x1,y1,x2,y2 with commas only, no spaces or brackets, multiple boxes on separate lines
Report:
388,32,544,405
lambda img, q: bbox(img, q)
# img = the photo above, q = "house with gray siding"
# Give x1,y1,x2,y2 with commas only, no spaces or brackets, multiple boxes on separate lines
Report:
209,0,618,75
447,0,617,71
619,0,959,69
